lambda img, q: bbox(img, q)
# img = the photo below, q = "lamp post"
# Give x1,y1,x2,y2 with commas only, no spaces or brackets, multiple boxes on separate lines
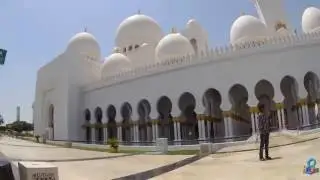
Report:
0,49,7,65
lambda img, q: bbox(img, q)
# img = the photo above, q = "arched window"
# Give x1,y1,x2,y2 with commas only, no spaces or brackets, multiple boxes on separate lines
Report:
135,44,139,49
190,38,198,53
128,45,133,51
123,48,127,53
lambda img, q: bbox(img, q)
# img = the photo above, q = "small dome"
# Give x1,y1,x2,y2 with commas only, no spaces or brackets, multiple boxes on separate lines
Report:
187,19,200,27
67,32,101,60
115,14,163,48
302,7,320,33
101,53,131,78
155,32,194,61
230,15,268,44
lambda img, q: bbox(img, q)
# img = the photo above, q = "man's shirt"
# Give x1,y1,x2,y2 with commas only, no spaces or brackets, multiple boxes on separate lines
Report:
258,113,271,134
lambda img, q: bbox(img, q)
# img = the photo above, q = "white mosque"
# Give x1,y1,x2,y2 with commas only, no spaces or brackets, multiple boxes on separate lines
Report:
34,0,320,145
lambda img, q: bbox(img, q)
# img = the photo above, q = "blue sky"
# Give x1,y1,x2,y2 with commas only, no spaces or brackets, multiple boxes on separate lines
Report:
0,0,319,124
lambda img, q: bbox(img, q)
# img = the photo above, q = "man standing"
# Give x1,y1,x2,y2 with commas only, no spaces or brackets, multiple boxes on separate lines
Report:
258,104,272,161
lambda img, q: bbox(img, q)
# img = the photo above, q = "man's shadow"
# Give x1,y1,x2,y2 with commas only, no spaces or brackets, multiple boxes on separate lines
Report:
266,157,282,161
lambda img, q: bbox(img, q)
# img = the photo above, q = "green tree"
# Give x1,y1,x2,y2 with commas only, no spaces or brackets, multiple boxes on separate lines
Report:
6,121,33,133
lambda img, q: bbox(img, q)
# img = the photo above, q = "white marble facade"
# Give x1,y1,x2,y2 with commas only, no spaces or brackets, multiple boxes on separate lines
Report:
34,1,320,144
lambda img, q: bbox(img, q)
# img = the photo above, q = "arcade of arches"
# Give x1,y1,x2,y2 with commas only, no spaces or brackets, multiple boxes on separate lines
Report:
81,72,320,144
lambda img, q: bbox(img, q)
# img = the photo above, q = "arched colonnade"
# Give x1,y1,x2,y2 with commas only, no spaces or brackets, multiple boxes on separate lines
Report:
81,71,320,144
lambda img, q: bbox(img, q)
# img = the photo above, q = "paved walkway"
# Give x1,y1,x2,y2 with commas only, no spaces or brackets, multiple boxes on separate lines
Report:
152,137,320,180
0,137,126,161
0,137,191,180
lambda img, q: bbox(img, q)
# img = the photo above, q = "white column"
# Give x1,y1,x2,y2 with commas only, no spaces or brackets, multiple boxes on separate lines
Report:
155,123,159,139
250,113,256,134
152,123,156,142
91,128,95,143
136,125,140,142
224,117,229,138
201,120,206,139
304,105,310,126
277,109,283,130
177,122,181,140
197,120,203,140
173,122,178,141
104,128,108,143
117,126,122,142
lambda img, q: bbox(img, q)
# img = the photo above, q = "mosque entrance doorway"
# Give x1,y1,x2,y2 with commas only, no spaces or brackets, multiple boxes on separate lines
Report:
157,96,174,141
121,102,132,144
179,92,199,144
255,80,278,132
203,88,224,141
48,104,54,140
280,76,299,130
228,84,251,138
107,105,117,139
84,109,91,142
95,107,104,144
138,99,151,142
304,71,320,129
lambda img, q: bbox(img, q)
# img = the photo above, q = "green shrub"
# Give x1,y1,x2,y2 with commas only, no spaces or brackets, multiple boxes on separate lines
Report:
107,138,119,153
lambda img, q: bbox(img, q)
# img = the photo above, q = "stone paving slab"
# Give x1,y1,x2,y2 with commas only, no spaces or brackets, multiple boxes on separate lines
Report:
152,138,320,180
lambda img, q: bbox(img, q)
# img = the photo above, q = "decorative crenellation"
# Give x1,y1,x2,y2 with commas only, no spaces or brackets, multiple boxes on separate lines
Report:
83,31,320,91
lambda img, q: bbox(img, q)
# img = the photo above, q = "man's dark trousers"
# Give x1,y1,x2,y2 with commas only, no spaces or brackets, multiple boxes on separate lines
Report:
259,133,270,159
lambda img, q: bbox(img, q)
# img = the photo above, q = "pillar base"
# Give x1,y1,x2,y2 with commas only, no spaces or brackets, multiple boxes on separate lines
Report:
173,140,181,146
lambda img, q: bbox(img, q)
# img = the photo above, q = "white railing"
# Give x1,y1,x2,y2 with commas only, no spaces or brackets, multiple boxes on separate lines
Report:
83,31,320,92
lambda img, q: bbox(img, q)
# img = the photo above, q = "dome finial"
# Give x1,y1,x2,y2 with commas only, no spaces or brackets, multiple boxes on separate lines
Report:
240,12,245,16
113,47,121,53
171,27,177,33
84,26,88,32
137,9,141,14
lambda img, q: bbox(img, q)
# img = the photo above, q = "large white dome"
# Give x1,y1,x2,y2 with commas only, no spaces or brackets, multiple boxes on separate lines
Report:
302,7,320,33
230,15,268,45
101,53,131,78
66,32,101,60
115,14,163,48
155,32,194,61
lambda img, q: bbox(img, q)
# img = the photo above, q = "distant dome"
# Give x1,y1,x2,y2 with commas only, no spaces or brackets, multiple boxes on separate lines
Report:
101,53,131,78
302,7,320,33
186,19,203,33
66,32,101,59
115,14,163,48
155,32,194,61
230,15,268,44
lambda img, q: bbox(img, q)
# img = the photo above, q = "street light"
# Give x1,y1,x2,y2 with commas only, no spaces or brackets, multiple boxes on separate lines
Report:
0,49,7,65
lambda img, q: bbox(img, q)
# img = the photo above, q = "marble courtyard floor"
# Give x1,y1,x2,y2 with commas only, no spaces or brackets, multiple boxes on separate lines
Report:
0,136,191,180
152,136,320,180
1,133,320,180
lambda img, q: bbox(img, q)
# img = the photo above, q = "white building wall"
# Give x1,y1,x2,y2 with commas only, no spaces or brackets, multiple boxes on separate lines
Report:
34,55,69,139
82,36,320,127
